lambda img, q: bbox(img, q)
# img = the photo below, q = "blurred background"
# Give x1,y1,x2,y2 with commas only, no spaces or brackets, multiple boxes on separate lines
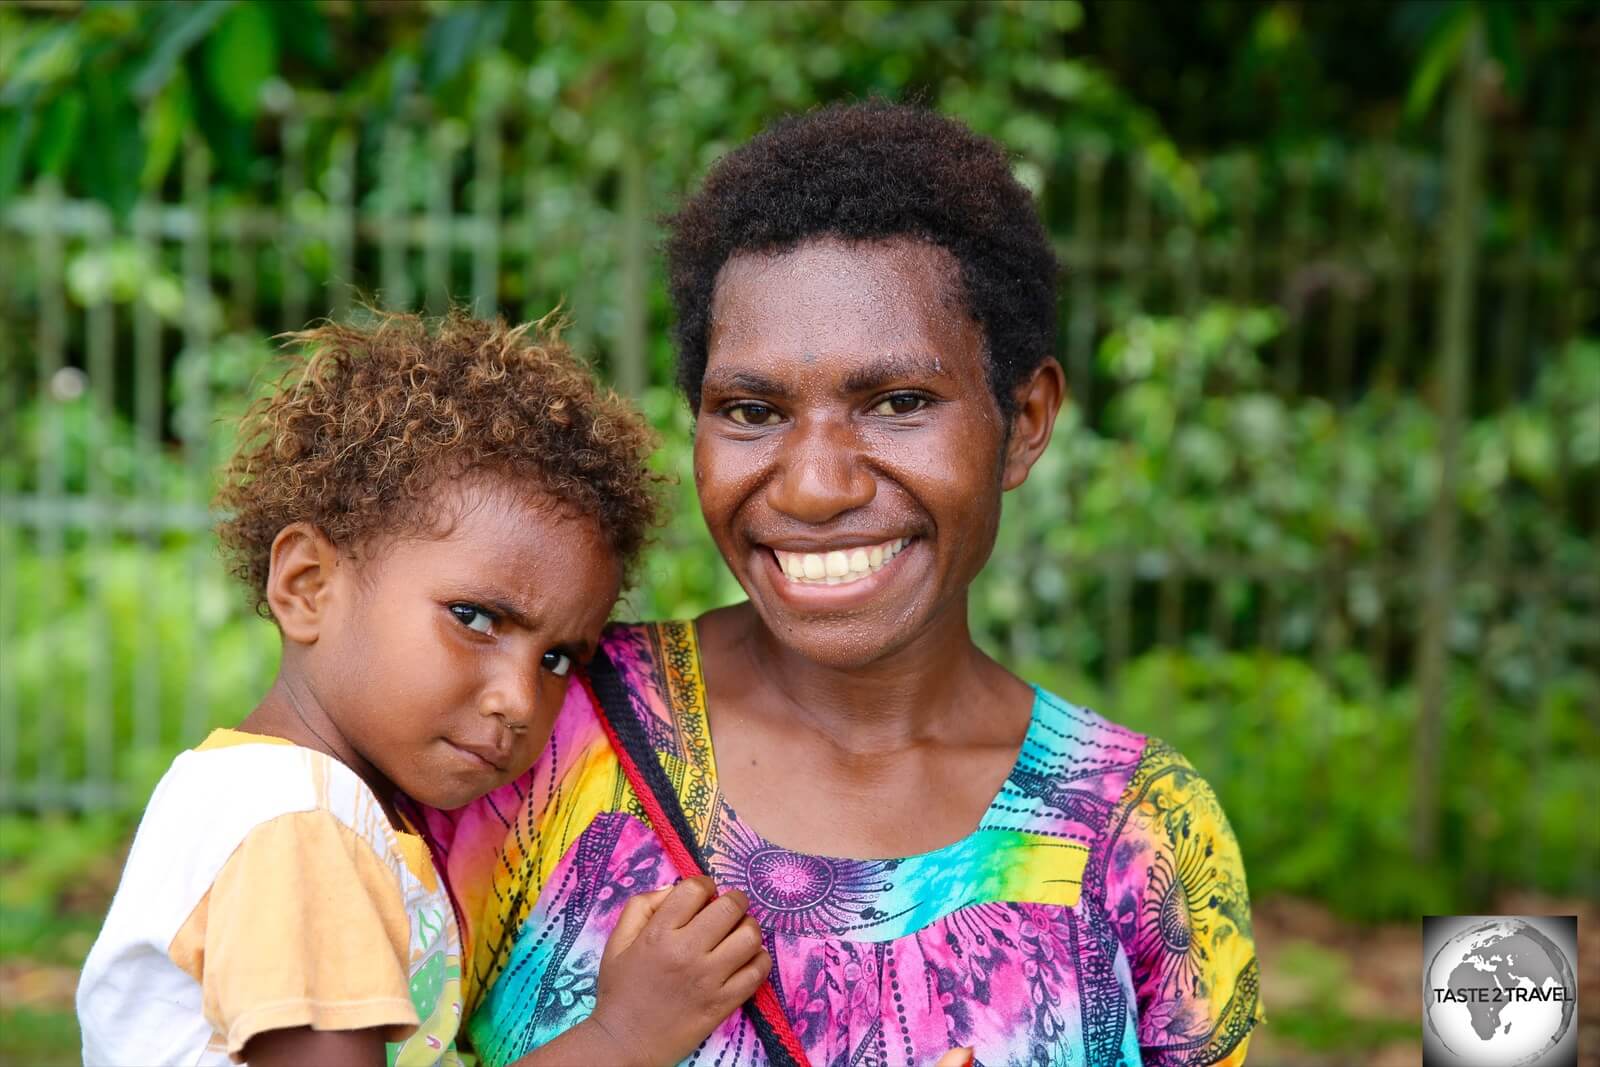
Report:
1,1,1596,1064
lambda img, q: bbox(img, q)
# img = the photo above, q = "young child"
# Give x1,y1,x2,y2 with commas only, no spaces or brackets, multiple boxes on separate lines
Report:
77,312,772,1067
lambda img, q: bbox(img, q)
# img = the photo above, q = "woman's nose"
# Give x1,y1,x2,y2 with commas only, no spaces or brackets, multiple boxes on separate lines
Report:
766,418,875,524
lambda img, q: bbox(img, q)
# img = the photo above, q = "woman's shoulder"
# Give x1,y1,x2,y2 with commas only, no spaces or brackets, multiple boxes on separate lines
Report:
1015,688,1239,856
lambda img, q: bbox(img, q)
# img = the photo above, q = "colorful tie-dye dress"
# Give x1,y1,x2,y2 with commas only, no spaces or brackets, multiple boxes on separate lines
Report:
412,622,1265,1067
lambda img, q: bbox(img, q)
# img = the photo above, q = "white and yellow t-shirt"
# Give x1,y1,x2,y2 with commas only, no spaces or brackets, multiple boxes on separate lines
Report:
78,730,466,1066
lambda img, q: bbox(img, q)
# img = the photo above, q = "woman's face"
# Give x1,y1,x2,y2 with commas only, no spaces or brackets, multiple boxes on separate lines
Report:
694,237,1050,670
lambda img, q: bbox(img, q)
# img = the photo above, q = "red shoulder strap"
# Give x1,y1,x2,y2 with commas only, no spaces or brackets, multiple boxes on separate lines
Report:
580,665,812,1067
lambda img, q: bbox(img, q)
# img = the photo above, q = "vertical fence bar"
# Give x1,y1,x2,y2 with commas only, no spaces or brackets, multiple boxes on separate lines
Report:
1328,147,1360,401
282,112,310,331
472,106,503,316
1161,189,1202,649
1368,150,1414,686
1467,146,1532,895
1109,158,1147,683
1106,560,1132,693
133,199,163,764
1413,27,1484,862
1066,148,1105,412
329,127,357,320
1277,156,1312,393
86,216,116,805
425,122,457,315
0,225,21,801
616,133,648,395
380,125,413,311
1124,156,1152,322
33,181,67,809
181,142,213,749
230,211,257,332
521,135,544,324
1229,156,1257,305
1555,126,1596,894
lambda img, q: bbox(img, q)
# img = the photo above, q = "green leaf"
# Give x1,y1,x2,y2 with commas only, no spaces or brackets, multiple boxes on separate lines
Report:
1404,4,1473,123
1484,1,1524,98
0,104,36,206
132,0,233,100
266,0,332,70
203,1,277,120
422,9,483,89
140,72,192,192
31,89,84,178
83,73,143,219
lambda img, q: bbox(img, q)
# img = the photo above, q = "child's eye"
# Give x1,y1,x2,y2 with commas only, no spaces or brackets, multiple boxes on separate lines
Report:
448,603,496,634
870,392,929,416
542,650,572,677
726,402,780,426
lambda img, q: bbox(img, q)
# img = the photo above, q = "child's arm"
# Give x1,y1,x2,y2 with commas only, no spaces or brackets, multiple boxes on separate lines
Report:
512,876,771,1067
241,1025,387,1066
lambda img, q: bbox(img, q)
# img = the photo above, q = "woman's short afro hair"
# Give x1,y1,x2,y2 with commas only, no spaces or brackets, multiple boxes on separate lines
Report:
216,310,661,618
665,100,1058,419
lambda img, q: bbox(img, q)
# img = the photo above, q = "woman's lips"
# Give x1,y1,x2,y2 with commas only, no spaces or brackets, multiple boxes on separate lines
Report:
771,537,909,585
759,537,919,608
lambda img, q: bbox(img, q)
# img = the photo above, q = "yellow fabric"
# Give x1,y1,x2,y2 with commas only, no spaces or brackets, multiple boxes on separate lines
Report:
167,809,420,1061
195,728,295,751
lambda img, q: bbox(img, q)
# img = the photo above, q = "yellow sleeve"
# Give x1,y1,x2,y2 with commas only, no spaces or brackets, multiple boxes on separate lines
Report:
167,810,420,1061
1101,739,1266,1066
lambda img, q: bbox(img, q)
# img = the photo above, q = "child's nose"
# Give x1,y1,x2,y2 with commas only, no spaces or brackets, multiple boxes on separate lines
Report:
480,667,540,729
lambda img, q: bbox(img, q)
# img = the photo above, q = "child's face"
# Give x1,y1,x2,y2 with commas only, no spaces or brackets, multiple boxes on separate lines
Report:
309,477,621,811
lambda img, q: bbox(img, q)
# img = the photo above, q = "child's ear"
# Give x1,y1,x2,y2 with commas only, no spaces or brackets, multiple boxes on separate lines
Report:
265,523,341,645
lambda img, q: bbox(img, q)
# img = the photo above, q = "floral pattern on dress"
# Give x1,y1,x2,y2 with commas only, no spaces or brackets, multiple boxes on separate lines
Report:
415,622,1264,1067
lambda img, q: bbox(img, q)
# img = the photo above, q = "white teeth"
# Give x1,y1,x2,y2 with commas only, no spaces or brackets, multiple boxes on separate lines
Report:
774,538,911,586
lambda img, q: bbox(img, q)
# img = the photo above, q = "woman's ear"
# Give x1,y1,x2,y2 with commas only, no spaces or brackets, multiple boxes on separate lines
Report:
264,523,341,646
1001,358,1066,491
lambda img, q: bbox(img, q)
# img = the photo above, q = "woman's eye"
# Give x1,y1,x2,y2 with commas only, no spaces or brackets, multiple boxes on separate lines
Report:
871,393,928,416
542,650,573,677
448,604,495,634
726,402,780,426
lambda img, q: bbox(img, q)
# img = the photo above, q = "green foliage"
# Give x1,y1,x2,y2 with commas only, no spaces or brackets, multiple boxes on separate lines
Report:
1108,651,1598,919
976,308,1599,693
3,310,1595,919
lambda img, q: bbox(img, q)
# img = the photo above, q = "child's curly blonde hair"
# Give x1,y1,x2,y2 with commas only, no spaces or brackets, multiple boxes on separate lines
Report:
217,310,662,618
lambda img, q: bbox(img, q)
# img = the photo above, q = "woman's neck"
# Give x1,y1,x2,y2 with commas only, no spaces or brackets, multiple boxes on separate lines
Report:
703,597,1026,755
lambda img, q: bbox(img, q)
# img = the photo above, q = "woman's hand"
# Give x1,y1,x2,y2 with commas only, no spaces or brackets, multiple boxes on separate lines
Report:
582,876,771,1067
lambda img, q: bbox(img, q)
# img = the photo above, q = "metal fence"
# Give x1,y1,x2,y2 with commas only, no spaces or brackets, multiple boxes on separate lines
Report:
1,66,1596,897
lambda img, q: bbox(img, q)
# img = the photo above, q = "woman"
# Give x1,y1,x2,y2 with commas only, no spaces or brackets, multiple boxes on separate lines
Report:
417,103,1265,1067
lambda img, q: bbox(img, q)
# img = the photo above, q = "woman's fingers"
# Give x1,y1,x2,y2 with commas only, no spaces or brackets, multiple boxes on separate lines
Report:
603,886,672,961
932,1048,975,1067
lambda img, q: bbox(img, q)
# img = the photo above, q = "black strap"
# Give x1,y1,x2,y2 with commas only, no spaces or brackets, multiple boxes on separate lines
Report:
588,648,806,1067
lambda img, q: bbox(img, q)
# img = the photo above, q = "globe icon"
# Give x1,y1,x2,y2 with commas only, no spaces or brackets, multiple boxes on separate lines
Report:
1424,919,1576,1067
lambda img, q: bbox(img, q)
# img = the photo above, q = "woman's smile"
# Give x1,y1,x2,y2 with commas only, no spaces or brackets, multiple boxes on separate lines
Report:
770,536,912,585
759,535,924,609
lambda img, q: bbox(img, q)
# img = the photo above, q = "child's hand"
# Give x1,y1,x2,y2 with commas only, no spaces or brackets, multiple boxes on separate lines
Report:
585,876,771,1067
